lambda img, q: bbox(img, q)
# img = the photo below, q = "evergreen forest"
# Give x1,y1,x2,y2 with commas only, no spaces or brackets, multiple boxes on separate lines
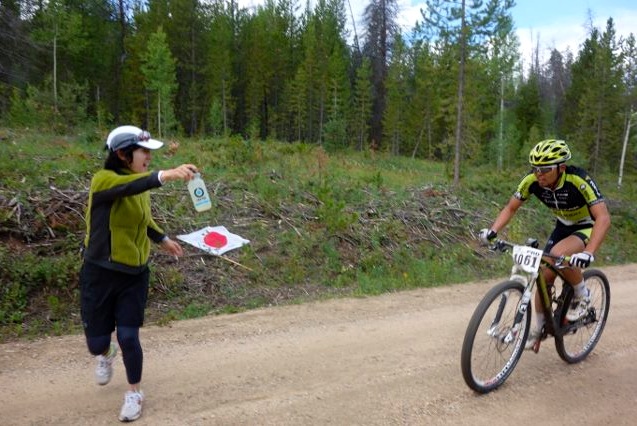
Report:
1,0,637,180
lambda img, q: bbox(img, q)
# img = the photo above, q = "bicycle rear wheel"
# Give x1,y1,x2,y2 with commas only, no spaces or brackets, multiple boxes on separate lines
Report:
555,269,610,363
461,280,531,393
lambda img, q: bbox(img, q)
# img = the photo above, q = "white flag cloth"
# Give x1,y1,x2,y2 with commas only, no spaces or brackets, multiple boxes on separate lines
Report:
176,226,250,256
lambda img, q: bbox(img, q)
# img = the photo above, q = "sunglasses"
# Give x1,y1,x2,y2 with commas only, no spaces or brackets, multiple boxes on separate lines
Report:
138,131,151,142
532,165,557,174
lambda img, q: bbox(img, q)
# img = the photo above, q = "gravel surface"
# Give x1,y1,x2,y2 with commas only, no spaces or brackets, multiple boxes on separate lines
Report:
2,264,636,425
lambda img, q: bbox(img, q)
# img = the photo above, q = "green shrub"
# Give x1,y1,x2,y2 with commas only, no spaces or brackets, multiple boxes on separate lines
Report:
0,246,79,327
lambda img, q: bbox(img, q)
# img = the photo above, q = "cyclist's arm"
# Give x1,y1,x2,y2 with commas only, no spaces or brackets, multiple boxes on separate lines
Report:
490,196,524,234
585,201,611,255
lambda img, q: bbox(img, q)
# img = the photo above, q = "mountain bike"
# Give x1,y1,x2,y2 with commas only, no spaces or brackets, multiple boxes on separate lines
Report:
460,237,610,394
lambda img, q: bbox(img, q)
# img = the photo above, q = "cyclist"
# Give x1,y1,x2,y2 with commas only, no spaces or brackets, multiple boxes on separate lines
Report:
479,139,611,349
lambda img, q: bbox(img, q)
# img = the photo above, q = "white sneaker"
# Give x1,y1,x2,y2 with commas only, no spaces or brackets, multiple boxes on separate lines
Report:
119,390,144,422
566,289,591,322
525,328,542,351
95,342,118,385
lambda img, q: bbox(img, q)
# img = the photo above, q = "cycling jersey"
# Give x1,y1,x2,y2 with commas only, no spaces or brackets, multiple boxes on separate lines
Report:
513,165,604,226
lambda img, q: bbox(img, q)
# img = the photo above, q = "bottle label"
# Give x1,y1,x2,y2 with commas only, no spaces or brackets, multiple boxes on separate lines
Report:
193,187,206,199
188,176,211,211
192,189,211,207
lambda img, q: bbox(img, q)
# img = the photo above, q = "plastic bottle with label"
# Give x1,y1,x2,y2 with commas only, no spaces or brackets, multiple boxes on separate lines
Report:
187,172,212,212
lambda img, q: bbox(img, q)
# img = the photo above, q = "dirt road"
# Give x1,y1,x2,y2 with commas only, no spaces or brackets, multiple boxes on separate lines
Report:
2,264,636,425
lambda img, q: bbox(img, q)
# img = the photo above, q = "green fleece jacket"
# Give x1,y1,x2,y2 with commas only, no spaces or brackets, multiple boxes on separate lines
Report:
83,168,165,274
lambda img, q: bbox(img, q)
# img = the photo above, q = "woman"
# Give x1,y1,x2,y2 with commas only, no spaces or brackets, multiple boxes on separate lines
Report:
80,125,197,421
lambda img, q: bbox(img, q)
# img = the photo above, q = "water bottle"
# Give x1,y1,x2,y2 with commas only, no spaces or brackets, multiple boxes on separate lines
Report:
188,172,212,212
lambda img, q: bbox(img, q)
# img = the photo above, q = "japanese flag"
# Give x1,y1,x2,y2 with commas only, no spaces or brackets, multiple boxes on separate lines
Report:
177,226,250,256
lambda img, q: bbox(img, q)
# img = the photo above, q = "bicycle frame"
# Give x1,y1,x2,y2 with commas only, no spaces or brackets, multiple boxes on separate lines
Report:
534,258,571,342
491,240,572,348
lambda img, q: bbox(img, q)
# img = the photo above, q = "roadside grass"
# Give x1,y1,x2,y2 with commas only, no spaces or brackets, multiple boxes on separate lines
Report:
1,128,635,341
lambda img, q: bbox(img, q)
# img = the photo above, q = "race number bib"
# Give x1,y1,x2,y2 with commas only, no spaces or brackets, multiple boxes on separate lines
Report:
511,245,543,273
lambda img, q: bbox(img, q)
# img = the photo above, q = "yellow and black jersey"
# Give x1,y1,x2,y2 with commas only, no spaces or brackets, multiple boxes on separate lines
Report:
513,165,604,226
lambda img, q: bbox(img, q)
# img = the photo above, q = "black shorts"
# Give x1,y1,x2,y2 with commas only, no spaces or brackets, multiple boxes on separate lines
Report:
545,221,592,253
80,261,150,337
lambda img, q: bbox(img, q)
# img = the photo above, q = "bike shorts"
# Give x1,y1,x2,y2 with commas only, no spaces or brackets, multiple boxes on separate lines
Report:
545,221,592,253
80,261,150,337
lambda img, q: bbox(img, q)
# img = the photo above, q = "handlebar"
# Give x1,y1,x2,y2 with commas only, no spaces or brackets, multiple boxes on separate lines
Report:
488,238,571,267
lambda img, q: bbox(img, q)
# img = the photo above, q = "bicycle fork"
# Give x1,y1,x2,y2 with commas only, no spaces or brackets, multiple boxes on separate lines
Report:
486,292,509,337
487,284,533,345
503,289,532,344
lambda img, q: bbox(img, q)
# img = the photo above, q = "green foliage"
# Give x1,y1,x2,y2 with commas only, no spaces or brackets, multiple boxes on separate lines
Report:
208,99,225,137
0,245,79,330
179,303,212,319
56,79,90,128
315,182,359,233
0,281,28,324
151,266,186,300
322,118,348,151
7,88,36,127
383,33,410,156
566,20,626,175
2,0,634,182
7,86,52,128
351,57,373,150
6,78,90,133
226,136,261,166
141,27,178,137
0,129,635,342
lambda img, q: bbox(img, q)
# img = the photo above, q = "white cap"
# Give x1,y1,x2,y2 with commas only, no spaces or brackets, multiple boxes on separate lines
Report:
106,125,164,151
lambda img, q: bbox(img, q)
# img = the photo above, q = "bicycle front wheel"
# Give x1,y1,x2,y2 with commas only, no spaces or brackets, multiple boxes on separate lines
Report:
555,269,610,363
461,280,531,393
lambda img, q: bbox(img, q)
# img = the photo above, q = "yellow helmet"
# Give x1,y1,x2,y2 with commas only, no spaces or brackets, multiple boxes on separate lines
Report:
528,139,571,165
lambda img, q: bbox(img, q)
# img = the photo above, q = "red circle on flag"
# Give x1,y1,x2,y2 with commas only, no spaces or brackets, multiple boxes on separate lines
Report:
204,232,228,248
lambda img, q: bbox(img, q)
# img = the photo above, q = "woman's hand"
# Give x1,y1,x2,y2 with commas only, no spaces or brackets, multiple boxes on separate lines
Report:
161,164,198,183
160,237,184,257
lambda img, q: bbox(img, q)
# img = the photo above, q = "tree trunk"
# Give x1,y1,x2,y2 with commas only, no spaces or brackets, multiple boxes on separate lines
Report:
222,79,228,136
498,77,504,171
157,96,162,137
453,0,467,186
53,27,58,112
618,108,634,188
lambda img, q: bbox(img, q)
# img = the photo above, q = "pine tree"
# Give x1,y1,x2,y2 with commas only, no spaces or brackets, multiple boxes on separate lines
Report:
409,39,440,159
203,0,238,137
566,19,625,173
160,0,207,135
351,57,373,150
141,27,178,137
618,33,637,187
361,0,399,150
420,0,515,183
383,32,409,155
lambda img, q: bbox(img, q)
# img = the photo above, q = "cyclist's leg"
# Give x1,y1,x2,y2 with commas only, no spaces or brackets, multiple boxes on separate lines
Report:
530,224,583,333
549,235,585,286
549,228,594,321
535,224,563,317
549,225,592,285
544,222,592,287
527,253,559,346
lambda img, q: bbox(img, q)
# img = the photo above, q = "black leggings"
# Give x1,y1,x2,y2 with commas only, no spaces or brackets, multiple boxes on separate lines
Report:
86,326,143,385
